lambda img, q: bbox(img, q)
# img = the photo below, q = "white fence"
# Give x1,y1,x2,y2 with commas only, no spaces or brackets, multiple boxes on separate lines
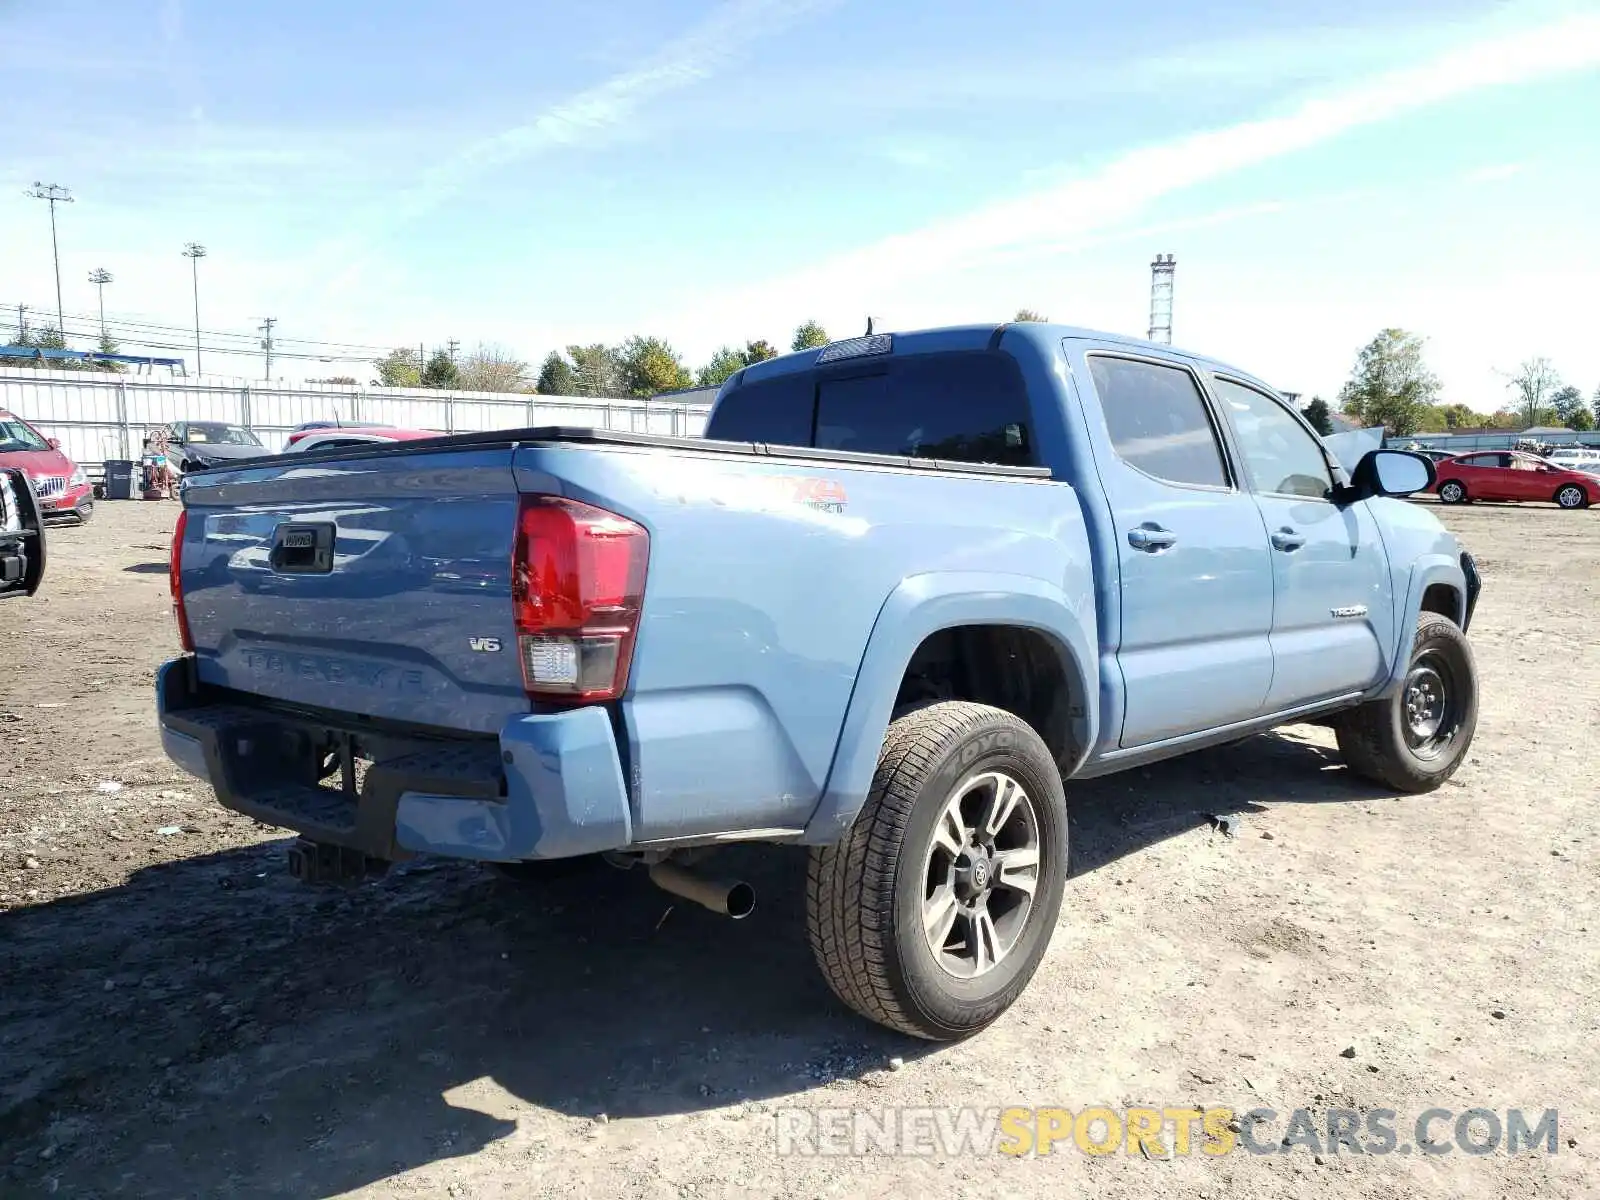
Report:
2,368,712,469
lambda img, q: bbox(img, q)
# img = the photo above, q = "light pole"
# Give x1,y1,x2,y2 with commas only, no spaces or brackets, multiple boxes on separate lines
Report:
182,243,207,375
25,183,74,334
87,268,113,345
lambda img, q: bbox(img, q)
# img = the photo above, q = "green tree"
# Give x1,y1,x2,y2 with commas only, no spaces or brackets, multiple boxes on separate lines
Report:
373,347,422,388
567,344,624,398
18,325,85,371
743,339,778,365
420,349,459,389
1549,384,1586,427
536,350,576,395
1439,402,1480,430
1412,405,1449,433
1505,357,1558,428
1013,308,1048,322
618,336,693,398
1569,404,1595,432
1301,397,1333,436
1336,329,1441,436
791,320,829,351
93,332,127,374
697,345,747,389
458,344,529,393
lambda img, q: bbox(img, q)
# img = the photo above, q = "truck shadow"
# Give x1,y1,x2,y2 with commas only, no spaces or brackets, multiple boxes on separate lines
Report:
2,728,1377,1197
1068,724,1385,877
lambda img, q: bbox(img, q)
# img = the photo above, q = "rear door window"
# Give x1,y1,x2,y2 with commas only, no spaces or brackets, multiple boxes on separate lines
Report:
1088,355,1229,488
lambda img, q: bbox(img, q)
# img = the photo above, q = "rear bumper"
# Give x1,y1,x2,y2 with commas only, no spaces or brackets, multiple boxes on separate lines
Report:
156,659,631,862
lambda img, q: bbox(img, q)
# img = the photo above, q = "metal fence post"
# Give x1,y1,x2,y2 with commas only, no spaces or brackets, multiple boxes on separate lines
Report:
114,376,130,459
242,383,252,435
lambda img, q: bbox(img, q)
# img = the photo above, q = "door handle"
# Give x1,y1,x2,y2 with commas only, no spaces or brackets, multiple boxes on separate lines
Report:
1127,524,1177,552
1270,527,1305,552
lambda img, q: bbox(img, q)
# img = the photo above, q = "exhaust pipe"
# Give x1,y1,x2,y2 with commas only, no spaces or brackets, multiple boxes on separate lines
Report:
648,862,756,920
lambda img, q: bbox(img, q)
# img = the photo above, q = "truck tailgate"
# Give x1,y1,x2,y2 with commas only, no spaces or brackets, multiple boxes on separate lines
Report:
179,447,526,733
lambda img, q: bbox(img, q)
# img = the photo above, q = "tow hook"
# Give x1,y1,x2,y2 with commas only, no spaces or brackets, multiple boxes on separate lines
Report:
286,837,390,885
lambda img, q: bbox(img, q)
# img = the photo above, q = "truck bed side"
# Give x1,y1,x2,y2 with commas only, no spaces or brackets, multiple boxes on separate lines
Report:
511,441,1095,845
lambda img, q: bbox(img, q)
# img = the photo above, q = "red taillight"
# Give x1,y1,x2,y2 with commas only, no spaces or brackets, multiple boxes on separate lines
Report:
170,508,194,652
512,495,648,702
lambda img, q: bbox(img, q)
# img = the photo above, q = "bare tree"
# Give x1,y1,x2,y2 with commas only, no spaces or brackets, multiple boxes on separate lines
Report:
1504,357,1559,428
457,343,530,393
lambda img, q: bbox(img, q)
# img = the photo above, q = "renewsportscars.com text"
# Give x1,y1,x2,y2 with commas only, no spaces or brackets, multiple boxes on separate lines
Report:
773,1105,1561,1158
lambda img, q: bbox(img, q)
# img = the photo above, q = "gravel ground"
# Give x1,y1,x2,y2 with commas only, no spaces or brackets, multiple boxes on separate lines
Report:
1,497,1596,1199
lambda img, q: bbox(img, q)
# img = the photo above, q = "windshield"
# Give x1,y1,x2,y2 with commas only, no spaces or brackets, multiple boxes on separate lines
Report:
186,424,263,447
0,418,50,453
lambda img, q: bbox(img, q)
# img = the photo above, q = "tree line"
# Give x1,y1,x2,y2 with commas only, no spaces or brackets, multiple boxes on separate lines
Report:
370,320,834,397
1301,329,1598,437
3,323,127,373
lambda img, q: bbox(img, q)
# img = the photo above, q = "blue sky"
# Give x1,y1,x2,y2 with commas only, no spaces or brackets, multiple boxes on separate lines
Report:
2,0,1598,407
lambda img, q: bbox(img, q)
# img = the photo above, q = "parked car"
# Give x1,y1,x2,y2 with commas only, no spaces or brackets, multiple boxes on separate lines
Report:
1434,451,1593,509
285,426,443,453
0,409,94,523
0,466,46,598
284,420,389,448
1545,448,1600,475
157,421,273,473
157,323,1481,1040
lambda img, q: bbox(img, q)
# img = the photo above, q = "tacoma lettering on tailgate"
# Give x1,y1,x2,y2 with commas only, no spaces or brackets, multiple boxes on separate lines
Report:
242,649,425,694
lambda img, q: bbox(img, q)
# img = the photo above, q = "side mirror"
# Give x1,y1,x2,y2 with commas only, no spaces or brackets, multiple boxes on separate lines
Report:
47,438,61,450
1338,449,1435,502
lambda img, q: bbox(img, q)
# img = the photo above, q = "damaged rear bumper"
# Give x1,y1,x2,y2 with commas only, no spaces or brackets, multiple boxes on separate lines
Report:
156,658,632,863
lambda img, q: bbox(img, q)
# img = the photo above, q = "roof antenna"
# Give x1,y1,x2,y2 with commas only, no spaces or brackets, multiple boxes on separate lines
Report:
865,316,876,335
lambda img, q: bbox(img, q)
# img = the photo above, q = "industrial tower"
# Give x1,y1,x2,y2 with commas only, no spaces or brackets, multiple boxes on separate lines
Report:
1148,253,1175,344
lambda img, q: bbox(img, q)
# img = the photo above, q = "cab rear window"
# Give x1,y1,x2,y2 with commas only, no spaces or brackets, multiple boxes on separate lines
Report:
704,351,1034,467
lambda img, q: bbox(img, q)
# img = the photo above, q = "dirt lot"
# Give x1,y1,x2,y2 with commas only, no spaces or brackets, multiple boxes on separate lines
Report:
2,498,1596,1198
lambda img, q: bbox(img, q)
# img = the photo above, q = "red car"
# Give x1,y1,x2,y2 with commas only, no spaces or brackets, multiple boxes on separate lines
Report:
1434,451,1593,510
0,409,94,523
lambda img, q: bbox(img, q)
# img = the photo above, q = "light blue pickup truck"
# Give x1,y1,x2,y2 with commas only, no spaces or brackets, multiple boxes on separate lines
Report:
157,323,1480,1040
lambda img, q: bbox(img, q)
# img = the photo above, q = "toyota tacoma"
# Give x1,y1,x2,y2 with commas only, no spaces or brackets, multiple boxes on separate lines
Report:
156,323,1481,1039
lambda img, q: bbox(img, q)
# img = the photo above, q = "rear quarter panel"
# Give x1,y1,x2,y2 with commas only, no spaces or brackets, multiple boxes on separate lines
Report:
513,444,1095,843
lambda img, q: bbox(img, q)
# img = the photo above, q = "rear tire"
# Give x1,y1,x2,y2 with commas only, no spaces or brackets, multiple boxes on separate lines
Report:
1554,483,1589,509
806,701,1068,1041
1437,480,1468,504
1335,613,1477,793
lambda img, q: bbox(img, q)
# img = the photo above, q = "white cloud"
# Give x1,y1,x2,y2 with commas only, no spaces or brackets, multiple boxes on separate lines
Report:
666,11,1600,346
318,0,837,289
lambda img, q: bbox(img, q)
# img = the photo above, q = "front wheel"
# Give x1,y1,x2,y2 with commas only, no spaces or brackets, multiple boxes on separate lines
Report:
1554,483,1589,509
806,701,1068,1041
1335,613,1478,792
1438,480,1468,504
